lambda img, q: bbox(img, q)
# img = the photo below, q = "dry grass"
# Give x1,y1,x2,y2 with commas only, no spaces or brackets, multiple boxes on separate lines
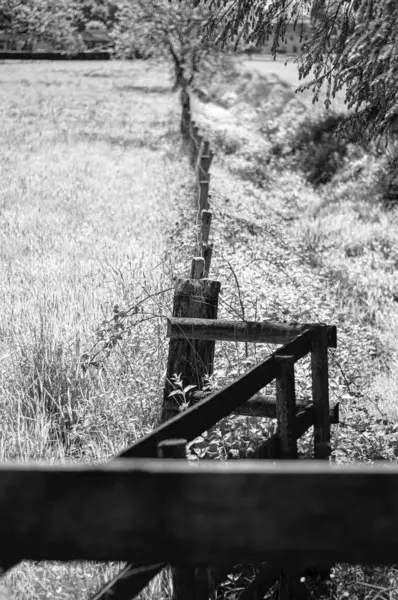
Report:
187,60,398,598
1,56,398,600
0,59,189,599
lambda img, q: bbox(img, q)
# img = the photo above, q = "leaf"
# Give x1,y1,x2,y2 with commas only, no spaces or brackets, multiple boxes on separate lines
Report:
183,384,197,393
168,389,184,398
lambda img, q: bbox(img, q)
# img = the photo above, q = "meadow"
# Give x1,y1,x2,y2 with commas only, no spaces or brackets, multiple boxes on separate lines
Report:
0,57,397,599
0,59,191,599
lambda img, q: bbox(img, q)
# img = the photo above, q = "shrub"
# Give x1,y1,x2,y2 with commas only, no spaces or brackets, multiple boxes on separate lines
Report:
272,112,357,186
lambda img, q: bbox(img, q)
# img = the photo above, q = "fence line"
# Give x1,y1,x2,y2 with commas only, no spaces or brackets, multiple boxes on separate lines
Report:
1,85,341,600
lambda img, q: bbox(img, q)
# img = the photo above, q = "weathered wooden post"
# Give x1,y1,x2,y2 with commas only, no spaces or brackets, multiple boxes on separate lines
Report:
275,355,297,459
180,88,191,138
200,210,213,276
311,324,331,459
158,441,217,600
307,323,332,586
198,178,210,211
189,122,200,168
197,140,211,211
275,355,309,599
200,209,212,246
190,257,205,279
162,278,221,422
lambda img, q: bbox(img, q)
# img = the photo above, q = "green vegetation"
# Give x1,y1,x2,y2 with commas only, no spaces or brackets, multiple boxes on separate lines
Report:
0,55,397,599
203,0,398,144
0,59,184,598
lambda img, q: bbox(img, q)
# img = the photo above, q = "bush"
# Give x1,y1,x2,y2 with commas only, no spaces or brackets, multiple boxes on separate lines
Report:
272,112,357,186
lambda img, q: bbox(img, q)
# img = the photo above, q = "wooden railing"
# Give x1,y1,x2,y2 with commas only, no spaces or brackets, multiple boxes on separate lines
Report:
0,325,341,600
85,89,340,599
0,89,343,600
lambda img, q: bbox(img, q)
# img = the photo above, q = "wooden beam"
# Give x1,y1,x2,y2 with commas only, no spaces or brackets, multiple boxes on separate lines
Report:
189,391,339,423
1,461,398,566
167,318,337,348
118,330,312,458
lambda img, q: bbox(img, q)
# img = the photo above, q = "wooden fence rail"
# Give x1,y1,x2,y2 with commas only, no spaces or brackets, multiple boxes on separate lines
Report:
168,316,337,346
118,328,317,459
1,460,398,567
0,87,339,600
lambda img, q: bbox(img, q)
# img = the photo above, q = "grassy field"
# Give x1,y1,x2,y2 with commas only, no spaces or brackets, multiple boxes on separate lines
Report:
0,59,190,599
0,57,398,599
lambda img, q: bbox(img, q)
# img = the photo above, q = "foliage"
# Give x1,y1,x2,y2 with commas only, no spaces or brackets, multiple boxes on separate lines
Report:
0,0,118,51
0,0,81,51
70,0,119,32
195,0,398,144
113,0,224,89
271,111,356,186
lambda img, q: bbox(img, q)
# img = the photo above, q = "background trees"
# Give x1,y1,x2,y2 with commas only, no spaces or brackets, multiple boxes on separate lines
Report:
0,0,79,51
199,0,398,143
113,0,225,90
0,0,118,52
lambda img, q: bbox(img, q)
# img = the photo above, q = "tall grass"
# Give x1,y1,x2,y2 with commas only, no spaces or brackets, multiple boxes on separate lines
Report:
0,60,190,599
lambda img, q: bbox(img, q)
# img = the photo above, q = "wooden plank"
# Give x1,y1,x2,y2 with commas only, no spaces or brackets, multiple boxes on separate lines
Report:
275,356,297,459
119,330,312,458
162,279,220,422
311,325,331,459
167,318,337,348
190,391,339,423
1,461,398,566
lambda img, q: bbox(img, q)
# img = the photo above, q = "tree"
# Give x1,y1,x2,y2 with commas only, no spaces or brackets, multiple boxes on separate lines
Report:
0,0,82,51
113,0,224,90
69,0,119,32
196,0,398,143
0,0,119,51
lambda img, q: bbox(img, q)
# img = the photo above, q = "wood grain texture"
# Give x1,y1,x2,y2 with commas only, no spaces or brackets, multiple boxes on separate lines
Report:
162,279,220,422
120,330,312,458
189,391,339,423
190,257,205,279
199,179,210,210
202,243,213,277
201,210,212,245
275,356,297,459
167,318,337,348
311,325,331,459
0,460,398,566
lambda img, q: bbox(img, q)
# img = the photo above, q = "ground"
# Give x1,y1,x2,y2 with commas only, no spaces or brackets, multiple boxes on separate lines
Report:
0,57,397,599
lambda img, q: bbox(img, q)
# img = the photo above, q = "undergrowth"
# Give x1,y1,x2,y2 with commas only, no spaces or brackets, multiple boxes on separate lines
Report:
1,56,397,600
186,59,398,598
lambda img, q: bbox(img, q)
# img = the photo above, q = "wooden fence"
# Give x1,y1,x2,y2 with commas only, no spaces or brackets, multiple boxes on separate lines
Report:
0,86,358,600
